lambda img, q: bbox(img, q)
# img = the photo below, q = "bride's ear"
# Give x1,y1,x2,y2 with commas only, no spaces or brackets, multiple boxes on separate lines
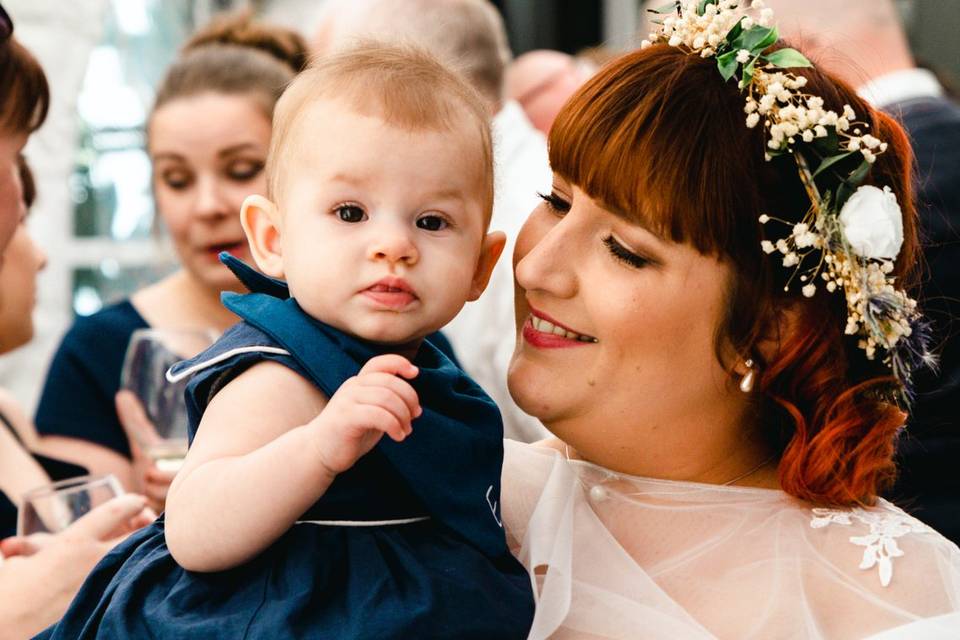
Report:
730,305,801,377
240,194,284,279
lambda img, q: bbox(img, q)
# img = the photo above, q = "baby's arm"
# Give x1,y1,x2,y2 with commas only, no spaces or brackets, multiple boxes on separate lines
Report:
164,354,420,572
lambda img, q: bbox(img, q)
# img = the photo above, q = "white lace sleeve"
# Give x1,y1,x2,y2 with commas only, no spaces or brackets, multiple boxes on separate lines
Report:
810,504,936,587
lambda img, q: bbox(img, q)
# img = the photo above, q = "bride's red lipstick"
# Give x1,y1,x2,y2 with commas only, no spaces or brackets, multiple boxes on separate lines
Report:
522,306,597,349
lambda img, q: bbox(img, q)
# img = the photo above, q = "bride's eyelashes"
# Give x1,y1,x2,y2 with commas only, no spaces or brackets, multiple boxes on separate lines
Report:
604,236,649,269
537,191,571,214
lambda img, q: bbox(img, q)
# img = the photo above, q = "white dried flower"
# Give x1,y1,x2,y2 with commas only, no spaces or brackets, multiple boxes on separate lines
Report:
802,284,816,298
736,49,751,64
783,253,800,267
802,130,815,143
640,40,652,49
746,112,761,128
761,240,776,254
759,214,770,223
741,16,754,30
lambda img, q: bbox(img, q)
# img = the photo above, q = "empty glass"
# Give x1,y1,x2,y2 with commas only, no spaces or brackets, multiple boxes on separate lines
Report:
18,474,124,536
120,328,217,472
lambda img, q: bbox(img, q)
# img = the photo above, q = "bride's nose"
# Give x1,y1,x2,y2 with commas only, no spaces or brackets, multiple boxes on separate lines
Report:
514,215,578,299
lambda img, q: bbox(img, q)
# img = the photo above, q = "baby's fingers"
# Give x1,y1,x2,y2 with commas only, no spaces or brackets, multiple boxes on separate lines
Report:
355,372,421,418
359,354,418,380
358,405,409,443
356,386,414,434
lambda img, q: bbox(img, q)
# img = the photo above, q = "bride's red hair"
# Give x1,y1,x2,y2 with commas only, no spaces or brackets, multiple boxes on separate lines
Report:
548,45,918,507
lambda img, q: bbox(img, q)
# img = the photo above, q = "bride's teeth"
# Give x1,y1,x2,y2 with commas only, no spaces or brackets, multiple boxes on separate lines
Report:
535,317,555,333
530,316,597,343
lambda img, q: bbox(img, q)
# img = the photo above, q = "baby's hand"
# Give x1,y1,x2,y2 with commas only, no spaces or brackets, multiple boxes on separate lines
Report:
310,354,421,475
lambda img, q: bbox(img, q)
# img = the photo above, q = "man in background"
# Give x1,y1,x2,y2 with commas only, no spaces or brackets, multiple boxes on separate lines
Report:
313,0,551,442
758,0,960,542
505,49,594,135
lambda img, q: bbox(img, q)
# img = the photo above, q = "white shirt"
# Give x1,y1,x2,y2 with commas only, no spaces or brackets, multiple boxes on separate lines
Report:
444,101,552,442
857,68,945,109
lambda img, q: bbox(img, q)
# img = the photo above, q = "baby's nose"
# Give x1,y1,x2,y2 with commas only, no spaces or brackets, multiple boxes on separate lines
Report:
369,228,419,265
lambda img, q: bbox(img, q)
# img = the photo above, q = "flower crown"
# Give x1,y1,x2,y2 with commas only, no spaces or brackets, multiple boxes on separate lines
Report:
641,0,934,402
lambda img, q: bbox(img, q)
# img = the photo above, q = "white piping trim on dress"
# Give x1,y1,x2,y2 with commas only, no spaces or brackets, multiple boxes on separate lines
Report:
165,346,292,383
294,517,430,527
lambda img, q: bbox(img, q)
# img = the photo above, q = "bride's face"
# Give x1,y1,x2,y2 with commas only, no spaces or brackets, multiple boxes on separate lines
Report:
508,177,739,470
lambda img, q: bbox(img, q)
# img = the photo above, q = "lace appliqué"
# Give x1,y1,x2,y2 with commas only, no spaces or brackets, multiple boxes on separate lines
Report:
810,507,933,587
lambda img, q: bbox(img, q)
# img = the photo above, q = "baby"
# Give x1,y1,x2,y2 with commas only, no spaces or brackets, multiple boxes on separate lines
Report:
41,45,534,639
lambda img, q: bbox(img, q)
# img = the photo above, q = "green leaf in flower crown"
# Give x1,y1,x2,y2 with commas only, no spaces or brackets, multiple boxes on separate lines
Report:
720,17,746,54
762,48,812,69
717,50,740,82
732,25,779,55
835,158,872,209
648,1,679,14
812,126,840,156
697,0,717,15
846,157,872,188
813,151,856,178
741,57,757,87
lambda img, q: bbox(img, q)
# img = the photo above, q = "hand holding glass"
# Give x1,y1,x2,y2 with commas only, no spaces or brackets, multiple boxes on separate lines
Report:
120,328,217,472
17,474,124,536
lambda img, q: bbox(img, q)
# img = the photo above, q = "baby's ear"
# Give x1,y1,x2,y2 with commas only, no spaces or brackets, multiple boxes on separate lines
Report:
240,195,284,279
467,230,507,301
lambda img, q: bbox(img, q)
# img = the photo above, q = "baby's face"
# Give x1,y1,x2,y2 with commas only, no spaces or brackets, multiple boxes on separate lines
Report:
275,99,491,344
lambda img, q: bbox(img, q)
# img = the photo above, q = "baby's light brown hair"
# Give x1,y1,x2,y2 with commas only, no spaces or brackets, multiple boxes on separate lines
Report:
266,42,495,225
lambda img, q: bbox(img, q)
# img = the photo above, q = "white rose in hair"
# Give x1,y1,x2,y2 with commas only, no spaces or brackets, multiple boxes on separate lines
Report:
838,185,904,260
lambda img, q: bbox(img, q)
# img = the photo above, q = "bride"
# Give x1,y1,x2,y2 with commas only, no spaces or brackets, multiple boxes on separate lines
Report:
501,2,960,638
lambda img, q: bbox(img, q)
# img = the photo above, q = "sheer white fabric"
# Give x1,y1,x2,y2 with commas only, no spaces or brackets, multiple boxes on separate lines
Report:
502,440,960,639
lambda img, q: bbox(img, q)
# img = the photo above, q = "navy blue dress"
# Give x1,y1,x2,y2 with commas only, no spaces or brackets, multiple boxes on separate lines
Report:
39,256,534,639
34,301,149,458
33,300,459,461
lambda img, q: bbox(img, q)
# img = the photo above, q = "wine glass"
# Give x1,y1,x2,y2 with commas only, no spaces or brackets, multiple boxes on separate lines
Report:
17,474,124,536
120,328,217,472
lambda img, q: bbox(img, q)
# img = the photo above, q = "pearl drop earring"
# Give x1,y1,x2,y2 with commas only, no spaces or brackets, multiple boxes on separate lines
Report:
739,359,756,394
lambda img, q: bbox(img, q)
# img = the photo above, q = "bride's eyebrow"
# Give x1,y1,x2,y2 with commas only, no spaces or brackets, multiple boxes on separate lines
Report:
602,200,669,246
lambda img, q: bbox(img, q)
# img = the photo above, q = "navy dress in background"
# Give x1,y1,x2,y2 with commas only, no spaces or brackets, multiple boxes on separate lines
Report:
38,256,533,639
34,301,149,459
0,413,88,539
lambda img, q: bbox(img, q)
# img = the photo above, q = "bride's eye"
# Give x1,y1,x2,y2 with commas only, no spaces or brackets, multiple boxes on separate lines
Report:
538,191,571,215
604,236,649,269
334,204,366,223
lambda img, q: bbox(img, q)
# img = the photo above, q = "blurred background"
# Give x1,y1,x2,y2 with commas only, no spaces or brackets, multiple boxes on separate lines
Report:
2,0,958,411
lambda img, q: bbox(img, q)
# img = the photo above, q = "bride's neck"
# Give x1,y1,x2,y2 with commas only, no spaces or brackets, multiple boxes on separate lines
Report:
548,407,781,489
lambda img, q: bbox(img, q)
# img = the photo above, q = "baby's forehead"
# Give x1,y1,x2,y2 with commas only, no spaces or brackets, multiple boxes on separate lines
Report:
277,96,492,200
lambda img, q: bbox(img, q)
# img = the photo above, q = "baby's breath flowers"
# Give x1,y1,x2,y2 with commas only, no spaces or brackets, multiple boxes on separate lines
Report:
644,0,933,400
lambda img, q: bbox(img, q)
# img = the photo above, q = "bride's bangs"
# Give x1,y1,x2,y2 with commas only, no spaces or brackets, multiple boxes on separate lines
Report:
547,46,758,255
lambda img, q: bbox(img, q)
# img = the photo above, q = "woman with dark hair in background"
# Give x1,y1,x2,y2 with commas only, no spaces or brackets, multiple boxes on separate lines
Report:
501,3,960,637
0,6,151,636
32,14,309,512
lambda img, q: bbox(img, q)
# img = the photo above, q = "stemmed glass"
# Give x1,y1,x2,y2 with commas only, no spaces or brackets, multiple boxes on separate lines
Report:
17,474,124,536
119,328,217,472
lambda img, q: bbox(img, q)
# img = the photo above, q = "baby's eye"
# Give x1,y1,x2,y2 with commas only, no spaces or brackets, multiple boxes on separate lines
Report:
416,215,448,231
335,204,367,223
